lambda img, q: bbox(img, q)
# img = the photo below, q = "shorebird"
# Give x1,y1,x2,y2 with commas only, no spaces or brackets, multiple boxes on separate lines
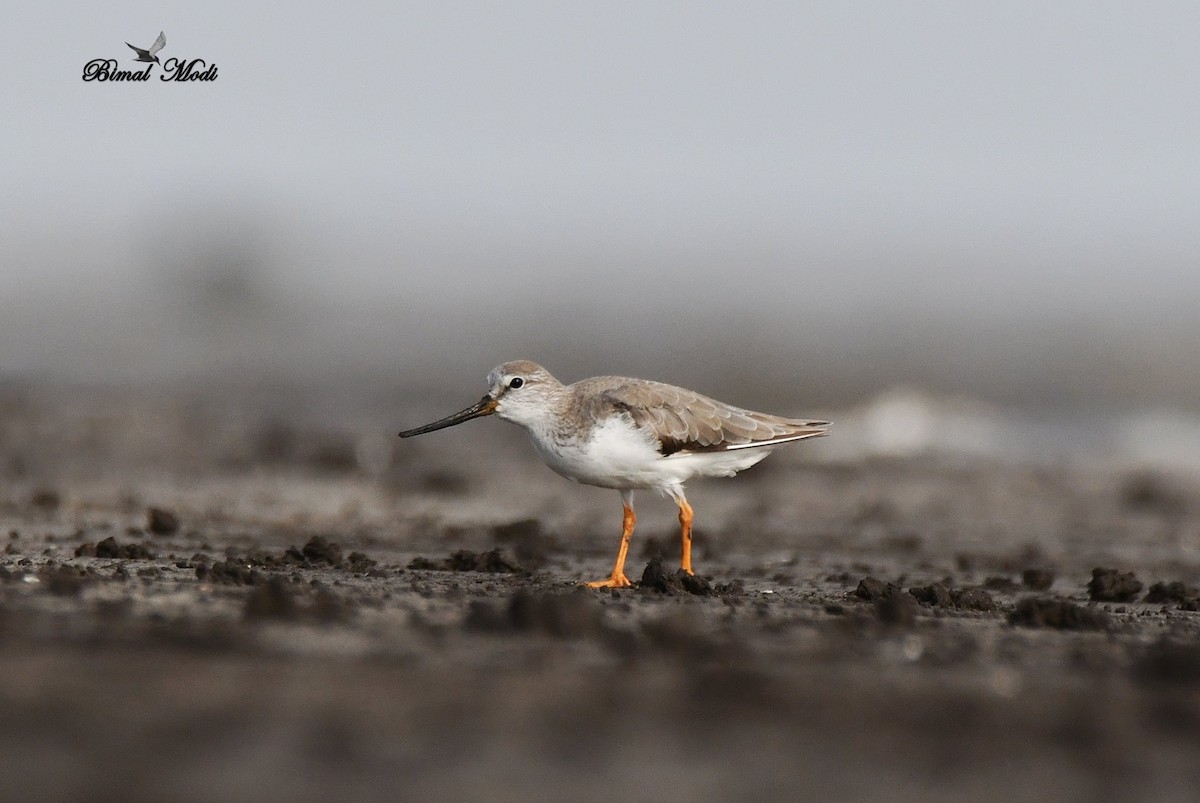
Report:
126,31,166,63
398,361,829,588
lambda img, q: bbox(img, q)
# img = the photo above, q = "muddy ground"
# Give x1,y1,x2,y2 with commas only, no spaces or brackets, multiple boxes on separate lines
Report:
2,383,1200,802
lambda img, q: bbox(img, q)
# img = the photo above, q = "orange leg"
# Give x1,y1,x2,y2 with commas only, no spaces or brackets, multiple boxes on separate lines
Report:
677,497,695,574
585,496,636,588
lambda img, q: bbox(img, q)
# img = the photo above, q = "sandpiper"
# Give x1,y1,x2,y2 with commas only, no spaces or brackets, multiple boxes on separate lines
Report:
398,361,829,588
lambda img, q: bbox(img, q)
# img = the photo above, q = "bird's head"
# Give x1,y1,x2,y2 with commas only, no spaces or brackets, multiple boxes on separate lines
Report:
398,360,562,438
484,360,562,428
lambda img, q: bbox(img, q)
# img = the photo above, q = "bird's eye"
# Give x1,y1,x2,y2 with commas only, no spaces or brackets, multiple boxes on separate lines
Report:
509,377,524,389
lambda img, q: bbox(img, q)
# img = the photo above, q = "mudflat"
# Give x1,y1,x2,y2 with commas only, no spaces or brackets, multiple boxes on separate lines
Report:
2,385,1198,802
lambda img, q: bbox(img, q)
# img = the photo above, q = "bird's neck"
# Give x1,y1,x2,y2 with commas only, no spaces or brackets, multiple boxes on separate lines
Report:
517,386,579,444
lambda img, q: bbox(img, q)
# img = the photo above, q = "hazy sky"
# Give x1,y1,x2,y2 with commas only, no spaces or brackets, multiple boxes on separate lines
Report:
3,3,1199,322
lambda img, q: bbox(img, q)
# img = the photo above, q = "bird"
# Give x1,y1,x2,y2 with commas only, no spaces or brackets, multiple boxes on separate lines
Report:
398,361,829,588
126,31,166,63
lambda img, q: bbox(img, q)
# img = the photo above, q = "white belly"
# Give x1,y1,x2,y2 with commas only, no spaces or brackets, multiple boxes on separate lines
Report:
526,416,773,491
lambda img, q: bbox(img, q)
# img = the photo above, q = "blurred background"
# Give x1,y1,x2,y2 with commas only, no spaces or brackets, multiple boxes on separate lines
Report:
3,2,1199,467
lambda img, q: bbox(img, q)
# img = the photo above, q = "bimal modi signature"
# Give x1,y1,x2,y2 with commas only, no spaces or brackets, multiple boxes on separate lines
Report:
82,31,218,82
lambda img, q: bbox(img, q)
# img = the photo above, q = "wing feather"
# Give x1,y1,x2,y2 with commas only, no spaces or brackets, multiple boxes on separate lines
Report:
579,377,829,456
148,31,166,56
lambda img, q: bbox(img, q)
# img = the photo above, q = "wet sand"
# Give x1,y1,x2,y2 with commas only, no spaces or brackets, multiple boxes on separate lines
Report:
2,384,1199,802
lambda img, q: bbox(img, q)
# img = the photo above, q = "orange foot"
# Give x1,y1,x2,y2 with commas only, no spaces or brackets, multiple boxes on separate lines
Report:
584,573,632,589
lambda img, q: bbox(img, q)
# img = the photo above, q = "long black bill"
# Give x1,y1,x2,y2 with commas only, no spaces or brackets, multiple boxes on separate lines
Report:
398,396,497,438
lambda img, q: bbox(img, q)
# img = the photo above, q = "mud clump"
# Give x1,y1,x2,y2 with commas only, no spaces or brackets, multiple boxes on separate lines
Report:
953,588,996,611
196,560,263,586
218,537,377,573
908,583,995,612
84,537,155,560
106,538,155,559
466,590,607,637
909,583,953,607
1022,568,1055,591
146,507,180,535
284,535,342,567
1087,568,1143,602
276,536,376,572
1009,597,1110,630
344,551,377,573
448,549,522,573
407,549,524,574
637,558,715,596
854,576,902,601
1143,581,1200,609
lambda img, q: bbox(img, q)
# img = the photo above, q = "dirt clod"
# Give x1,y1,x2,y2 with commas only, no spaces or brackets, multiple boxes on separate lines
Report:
1087,568,1143,602
1143,581,1200,606
955,588,996,611
448,549,521,573
345,551,377,572
407,549,523,574
81,536,155,560
854,576,902,601
909,583,954,607
637,558,715,596
285,535,343,566
1009,597,1111,630
197,560,262,585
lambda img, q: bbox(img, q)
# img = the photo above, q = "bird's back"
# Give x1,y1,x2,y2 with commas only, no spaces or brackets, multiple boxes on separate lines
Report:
569,375,829,457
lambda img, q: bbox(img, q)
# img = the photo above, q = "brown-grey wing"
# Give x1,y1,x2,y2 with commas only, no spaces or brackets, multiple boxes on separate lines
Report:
595,380,828,455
